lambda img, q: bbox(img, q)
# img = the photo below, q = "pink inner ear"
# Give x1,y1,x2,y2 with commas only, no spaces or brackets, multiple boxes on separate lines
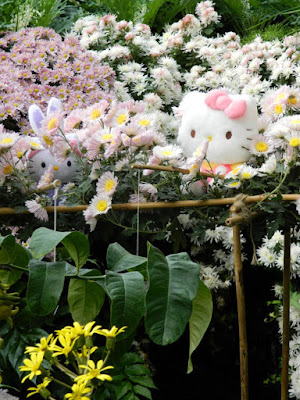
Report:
216,95,232,110
205,89,228,109
225,100,247,119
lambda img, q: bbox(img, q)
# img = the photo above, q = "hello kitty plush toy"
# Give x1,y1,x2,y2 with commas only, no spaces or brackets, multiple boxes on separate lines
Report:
27,98,80,185
177,89,258,189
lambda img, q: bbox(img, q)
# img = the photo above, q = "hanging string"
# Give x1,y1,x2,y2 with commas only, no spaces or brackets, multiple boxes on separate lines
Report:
53,183,60,262
136,169,140,256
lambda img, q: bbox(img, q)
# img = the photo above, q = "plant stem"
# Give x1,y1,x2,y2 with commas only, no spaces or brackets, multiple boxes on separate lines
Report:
253,165,290,210
55,361,78,380
51,377,73,390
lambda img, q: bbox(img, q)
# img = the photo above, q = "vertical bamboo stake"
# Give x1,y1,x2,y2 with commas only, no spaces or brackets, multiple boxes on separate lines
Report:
281,226,291,400
232,222,249,400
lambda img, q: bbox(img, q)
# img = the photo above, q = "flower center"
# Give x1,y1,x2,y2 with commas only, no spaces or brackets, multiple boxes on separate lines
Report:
117,114,127,124
274,104,283,115
289,137,300,147
139,119,150,126
1,137,13,145
105,180,115,192
255,142,268,152
96,200,108,212
47,117,58,131
91,109,101,120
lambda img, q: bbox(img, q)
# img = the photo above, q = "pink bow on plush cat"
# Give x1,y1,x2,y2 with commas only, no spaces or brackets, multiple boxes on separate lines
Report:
205,89,247,119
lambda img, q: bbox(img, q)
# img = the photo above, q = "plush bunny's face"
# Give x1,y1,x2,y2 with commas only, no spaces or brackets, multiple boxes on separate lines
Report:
177,90,258,164
28,149,79,183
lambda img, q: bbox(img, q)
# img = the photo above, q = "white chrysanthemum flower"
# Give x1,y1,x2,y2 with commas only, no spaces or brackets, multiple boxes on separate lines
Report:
267,230,284,247
225,180,241,189
204,228,221,243
239,165,258,180
257,246,276,267
258,154,277,174
296,196,300,215
250,134,274,156
89,194,112,216
0,132,19,149
152,144,182,161
273,284,283,299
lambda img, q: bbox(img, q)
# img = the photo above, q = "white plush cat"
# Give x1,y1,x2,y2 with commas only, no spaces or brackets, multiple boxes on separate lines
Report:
176,89,258,193
27,98,79,184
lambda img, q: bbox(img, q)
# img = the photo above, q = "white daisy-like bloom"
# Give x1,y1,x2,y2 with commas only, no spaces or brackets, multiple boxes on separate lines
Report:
225,180,241,190
275,251,284,270
139,182,157,197
204,228,221,243
26,137,44,151
239,165,258,180
25,199,48,221
285,131,300,148
96,172,118,196
112,109,130,126
89,194,112,217
0,132,19,149
177,213,197,229
267,230,284,248
250,134,274,156
257,246,276,267
213,249,227,261
273,283,283,299
152,144,183,161
258,154,277,175
199,265,224,290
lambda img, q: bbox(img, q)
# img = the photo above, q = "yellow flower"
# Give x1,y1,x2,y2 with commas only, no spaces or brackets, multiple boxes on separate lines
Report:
65,383,91,400
98,326,127,338
83,321,103,337
56,322,84,340
25,334,54,355
255,142,269,153
27,377,51,397
19,352,44,383
76,360,113,385
50,332,78,357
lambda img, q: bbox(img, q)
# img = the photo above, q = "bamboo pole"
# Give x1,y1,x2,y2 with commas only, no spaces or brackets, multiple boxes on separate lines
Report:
131,163,225,179
0,194,298,215
231,204,249,400
281,226,291,400
225,212,259,227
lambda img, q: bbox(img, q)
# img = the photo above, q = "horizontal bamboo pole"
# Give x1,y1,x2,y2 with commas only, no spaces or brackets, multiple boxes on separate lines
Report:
131,163,225,179
0,194,298,215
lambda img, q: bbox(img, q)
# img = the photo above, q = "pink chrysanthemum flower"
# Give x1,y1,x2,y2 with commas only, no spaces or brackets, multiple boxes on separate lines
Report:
37,165,54,189
96,172,118,196
0,132,19,149
25,198,48,221
42,111,65,136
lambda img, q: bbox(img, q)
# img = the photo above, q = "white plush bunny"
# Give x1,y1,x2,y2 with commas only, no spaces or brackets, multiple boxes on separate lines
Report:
27,98,79,184
177,89,258,177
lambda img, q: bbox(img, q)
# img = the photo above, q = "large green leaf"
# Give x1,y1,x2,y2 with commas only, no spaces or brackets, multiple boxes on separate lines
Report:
68,279,105,325
26,261,66,315
105,271,146,339
145,243,200,345
0,235,29,268
187,280,213,373
30,228,71,259
62,232,90,269
106,243,147,275
30,228,89,269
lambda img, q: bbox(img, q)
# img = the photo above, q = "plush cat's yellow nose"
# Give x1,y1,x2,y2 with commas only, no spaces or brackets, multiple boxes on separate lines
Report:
207,135,213,142
53,165,59,171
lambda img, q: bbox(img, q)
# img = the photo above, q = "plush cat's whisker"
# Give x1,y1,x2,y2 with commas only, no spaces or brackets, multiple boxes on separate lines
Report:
247,138,253,141
242,146,249,151
246,128,253,131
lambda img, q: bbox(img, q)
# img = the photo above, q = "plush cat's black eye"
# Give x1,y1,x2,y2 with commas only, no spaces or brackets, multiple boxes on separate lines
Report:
191,129,196,138
67,160,72,167
41,162,46,168
226,131,232,140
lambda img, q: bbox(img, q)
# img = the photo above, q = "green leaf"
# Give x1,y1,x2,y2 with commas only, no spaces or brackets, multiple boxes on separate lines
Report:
26,261,66,315
106,243,147,275
133,384,152,399
187,280,213,373
125,364,151,377
68,279,105,324
145,243,200,345
0,269,23,286
129,374,156,389
30,228,71,258
113,380,132,398
62,232,90,269
105,271,146,339
0,236,29,268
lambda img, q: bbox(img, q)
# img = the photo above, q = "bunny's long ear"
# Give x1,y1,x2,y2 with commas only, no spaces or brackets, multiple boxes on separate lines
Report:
28,105,44,134
47,97,63,115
